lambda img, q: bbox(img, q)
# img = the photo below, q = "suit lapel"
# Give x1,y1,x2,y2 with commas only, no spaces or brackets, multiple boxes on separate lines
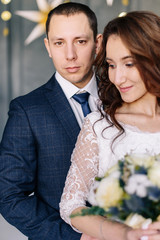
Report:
44,75,80,144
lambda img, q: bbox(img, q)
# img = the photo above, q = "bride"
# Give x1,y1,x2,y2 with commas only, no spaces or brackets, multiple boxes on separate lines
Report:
60,11,160,240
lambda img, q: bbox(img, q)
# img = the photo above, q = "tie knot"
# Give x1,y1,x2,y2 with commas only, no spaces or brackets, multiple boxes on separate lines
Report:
72,92,91,117
72,92,90,104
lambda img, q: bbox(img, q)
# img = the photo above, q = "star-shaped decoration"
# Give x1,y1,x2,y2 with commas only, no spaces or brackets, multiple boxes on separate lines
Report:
15,0,70,45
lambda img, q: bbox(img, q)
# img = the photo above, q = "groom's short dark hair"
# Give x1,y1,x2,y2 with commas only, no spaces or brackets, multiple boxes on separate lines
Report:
46,2,98,41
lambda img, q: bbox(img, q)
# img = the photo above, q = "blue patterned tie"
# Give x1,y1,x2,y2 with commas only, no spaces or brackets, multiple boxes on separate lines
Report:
73,92,91,117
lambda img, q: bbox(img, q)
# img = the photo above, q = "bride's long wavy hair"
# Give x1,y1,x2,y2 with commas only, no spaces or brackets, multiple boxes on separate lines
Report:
95,11,160,144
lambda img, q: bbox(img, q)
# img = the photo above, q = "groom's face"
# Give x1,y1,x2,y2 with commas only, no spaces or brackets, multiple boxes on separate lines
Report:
44,13,99,88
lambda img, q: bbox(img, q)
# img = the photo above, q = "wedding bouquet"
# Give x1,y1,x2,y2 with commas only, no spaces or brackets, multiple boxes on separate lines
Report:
71,153,160,228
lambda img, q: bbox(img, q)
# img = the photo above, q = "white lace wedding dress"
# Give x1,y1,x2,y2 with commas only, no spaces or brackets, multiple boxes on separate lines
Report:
60,111,160,229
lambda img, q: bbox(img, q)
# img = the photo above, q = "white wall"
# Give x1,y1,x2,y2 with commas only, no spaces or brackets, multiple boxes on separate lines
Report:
0,216,27,240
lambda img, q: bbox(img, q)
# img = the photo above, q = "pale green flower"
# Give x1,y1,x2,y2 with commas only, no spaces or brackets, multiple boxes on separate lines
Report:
125,153,155,168
148,161,160,187
96,176,123,210
104,163,119,177
125,213,152,229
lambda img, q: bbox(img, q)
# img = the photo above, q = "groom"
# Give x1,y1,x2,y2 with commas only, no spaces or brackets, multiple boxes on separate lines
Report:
0,2,102,240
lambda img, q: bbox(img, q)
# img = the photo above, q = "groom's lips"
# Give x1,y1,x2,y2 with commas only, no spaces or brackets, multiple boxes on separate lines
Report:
65,66,80,73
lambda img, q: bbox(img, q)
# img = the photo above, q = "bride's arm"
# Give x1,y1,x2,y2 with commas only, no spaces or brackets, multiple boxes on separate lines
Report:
60,117,157,240
60,117,99,227
71,208,157,240
80,233,100,240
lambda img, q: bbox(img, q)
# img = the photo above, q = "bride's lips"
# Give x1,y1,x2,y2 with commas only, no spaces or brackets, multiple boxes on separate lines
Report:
119,86,132,93
65,66,80,73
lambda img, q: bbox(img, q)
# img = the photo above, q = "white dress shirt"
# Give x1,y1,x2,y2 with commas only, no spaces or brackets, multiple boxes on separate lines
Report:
55,71,99,128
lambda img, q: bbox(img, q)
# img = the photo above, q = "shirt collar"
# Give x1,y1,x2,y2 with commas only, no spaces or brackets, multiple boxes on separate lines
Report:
55,71,98,100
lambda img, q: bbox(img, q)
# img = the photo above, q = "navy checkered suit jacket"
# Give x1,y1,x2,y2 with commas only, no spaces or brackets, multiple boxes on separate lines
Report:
0,74,81,240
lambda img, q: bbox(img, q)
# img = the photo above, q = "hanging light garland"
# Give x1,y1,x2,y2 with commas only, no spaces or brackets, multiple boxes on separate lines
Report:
1,0,12,36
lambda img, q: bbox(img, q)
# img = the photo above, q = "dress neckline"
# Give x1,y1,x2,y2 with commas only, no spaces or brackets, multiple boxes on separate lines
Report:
120,121,160,135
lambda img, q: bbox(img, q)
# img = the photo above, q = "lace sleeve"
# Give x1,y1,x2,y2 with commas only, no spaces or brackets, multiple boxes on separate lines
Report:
60,117,99,229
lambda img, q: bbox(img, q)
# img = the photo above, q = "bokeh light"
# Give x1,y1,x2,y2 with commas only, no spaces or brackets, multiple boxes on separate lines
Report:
1,0,11,4
3,27,9,36
119,12,127,17
1,11,12,21
122,0,129,6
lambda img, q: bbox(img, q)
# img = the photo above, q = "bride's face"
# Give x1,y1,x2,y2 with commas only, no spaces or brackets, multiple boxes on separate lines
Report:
106,34,147,103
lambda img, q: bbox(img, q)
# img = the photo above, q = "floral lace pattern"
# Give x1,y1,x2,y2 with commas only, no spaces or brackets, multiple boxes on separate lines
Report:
60,116,99,226
60,111,160,228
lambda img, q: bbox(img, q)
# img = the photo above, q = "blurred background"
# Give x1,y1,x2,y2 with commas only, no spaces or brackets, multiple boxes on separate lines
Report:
0,0,160,239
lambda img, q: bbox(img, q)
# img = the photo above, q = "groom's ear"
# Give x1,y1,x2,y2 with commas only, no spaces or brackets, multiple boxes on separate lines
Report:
44,37,52,58
95,34,103,55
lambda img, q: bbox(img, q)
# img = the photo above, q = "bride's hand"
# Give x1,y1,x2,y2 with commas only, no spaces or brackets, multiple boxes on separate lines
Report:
145,222,160,239
148,222,160,231
80,233,100,240
125,227,159,240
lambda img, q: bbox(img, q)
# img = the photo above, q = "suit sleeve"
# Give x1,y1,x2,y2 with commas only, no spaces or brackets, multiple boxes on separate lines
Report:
0,99,81,240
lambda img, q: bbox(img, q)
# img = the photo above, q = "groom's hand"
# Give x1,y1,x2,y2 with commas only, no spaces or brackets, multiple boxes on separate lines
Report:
80,233,100,240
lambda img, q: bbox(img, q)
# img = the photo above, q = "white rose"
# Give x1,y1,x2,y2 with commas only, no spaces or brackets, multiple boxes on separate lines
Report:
96,176,123,210
125,153,155,168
